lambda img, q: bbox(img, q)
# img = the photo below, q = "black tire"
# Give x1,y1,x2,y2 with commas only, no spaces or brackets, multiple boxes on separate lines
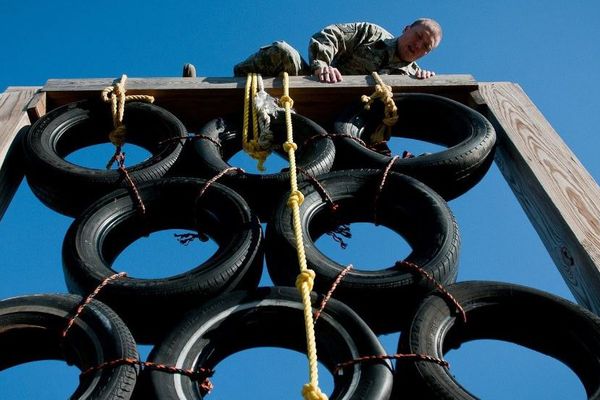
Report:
394,281,600,399
188,112,335,221
62,177,264,344
0,293,138,399
265,169,460,333
23,100,187,217
141,287,393,399
333,93,496,200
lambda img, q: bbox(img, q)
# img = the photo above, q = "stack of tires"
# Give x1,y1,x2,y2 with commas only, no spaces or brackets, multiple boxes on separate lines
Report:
2,92,600,400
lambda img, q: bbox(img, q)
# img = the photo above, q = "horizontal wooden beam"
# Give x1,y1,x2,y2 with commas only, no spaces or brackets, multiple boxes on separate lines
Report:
479,82,600,313
43,74,476,91
39,74,477,131
0,87,40,220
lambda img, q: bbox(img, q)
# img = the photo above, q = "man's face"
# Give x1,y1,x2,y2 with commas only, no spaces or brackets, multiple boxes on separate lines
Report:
397,24,439,62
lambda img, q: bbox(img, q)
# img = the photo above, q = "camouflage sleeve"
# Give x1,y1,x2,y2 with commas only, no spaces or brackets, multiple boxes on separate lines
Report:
308,22,392,72
382,62,420,76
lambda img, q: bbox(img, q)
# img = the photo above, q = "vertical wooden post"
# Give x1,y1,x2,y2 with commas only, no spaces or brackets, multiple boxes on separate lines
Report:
479,82,600,313
0,87,39,220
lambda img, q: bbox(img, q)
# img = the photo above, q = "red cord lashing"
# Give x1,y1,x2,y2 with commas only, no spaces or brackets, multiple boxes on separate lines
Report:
197,167,245,200
294,167,337,212
80,357,214,395
302,132,367,149
396,260,467,323
106,150,146,214
334,353,449,375
62,272,127,339
158,134,223,151
373,155,399,225
314,264,353,323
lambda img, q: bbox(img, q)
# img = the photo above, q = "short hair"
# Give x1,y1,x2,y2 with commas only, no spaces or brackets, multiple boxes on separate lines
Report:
410,18,443,46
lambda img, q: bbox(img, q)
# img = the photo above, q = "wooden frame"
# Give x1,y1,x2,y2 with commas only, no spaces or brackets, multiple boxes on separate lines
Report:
0,87,40,218
1,75,599,313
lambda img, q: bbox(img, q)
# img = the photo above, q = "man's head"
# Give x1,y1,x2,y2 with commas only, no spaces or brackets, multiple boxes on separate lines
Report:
397,18,442,62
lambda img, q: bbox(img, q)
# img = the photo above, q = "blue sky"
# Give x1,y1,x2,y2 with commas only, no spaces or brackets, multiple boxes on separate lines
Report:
1,1,599,399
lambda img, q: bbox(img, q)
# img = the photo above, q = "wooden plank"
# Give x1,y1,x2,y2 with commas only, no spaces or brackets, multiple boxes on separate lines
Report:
42,74,476,91
40,75,477,131
26,90,46,123
0,87,39,219
479,82,600,313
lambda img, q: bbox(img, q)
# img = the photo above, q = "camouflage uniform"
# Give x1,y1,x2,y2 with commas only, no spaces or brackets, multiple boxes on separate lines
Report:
233,41,309,76
309,22,419,76
233,22,420,77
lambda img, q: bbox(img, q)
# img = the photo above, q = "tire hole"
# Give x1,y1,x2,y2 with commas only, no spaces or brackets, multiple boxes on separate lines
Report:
111,229,218,279
0,360,79,399
387,137,446,157
227,150,289,174
210,347,334,398
445,339,586,399
64,143,152,169
314,222,411,271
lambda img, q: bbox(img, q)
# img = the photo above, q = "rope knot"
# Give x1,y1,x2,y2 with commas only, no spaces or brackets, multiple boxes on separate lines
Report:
283,141,298,152
360,72,398,145
295,269,316,292
287,190,304,207
108,125,128,146
382,115,398,126
243,140,270,172
101,74,154,148
279,95,294,109
361,94,374,110
301,383,328,400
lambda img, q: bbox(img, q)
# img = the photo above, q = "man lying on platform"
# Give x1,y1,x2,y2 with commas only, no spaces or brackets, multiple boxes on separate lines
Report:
231,19,442,82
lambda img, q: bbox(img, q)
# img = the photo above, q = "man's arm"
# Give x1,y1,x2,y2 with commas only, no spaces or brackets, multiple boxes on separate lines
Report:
308,24,353,83
309,23,390,83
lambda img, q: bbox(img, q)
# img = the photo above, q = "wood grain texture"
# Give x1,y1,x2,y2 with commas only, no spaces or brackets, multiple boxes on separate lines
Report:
0,87,39,219
41,75,476,131
479,82,600,312
26,90,46,123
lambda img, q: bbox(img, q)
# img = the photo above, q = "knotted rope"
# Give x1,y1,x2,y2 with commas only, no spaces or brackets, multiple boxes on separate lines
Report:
101,75,155,213
101,74,155,147
280,72,328,400
361,71,398,144
242,73,273,171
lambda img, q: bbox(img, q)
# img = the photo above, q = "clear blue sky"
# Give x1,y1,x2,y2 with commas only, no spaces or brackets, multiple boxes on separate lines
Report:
1,1,599,399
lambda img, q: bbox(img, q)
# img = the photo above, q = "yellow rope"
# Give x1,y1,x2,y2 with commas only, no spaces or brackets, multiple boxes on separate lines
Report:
241,73,270,172
100,74,155,146
251,73,260,144
360,71,398,144
280,72,328,400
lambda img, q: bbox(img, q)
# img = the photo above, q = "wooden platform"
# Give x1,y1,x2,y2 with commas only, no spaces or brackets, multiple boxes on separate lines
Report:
33,74,477,131
2,74,600,315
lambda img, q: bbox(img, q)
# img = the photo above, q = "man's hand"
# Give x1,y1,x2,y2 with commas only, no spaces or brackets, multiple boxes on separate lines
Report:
314,66,343,83
414,68,436,79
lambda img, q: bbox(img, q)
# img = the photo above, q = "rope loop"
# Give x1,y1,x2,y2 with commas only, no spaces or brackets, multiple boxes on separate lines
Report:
361,72,398,144
242,73,275,172
101,75,155,129
295,269,316,292
302,383,328,400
